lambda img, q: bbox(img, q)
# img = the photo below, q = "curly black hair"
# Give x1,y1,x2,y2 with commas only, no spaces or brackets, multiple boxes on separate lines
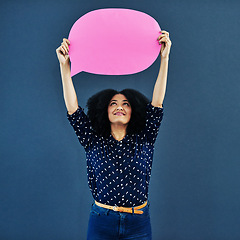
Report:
86,89,150,138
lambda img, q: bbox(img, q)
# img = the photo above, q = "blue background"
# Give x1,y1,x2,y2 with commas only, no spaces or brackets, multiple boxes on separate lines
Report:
1,0,240,239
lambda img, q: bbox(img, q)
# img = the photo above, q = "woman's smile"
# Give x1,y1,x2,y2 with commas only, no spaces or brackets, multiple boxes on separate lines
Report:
114,112,126,116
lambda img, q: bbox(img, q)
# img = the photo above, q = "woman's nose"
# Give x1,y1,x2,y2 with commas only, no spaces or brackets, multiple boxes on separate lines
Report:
117,106,123,110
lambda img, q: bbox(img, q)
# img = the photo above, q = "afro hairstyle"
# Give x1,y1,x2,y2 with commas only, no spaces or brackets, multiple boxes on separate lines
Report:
86,89,150,138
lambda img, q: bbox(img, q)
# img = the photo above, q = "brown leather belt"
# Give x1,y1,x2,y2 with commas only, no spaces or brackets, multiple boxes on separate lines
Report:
95,200,147,214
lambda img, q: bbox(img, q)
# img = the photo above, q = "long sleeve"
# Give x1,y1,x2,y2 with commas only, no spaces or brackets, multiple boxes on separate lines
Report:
140,102,164,145
67,106,95,152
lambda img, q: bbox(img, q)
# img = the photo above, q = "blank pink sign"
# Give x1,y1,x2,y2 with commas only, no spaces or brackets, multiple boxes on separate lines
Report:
68,8,161,76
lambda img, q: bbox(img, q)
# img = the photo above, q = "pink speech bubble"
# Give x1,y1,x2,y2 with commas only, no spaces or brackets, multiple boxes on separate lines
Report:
68,8,161,76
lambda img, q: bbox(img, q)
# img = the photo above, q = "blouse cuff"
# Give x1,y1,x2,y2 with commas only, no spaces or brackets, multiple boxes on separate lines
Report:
67,106,84,120
147,102,164,113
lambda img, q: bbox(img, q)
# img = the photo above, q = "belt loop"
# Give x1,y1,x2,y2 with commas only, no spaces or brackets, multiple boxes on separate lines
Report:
132,207,134,214
105,209,110,216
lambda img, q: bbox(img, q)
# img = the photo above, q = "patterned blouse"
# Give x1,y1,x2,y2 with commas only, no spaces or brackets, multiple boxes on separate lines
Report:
67,102,164,207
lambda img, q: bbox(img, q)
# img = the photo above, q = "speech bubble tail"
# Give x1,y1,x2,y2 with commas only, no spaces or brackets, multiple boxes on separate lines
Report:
71,68,83,77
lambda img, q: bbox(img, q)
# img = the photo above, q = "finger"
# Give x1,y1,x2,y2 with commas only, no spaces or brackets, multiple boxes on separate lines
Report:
158,32,170,38
60,46,66,55
160,40,171,47
63,38,70,45
62,42,69,51
61,47,66,55
157,33,163,40
56,46,64,54
56,46,62,54
158,36,168,43
157,33,169,40
160,30,169,36
158,35,166,41
159,35,170,41
61,41,69,51
62,45,69,54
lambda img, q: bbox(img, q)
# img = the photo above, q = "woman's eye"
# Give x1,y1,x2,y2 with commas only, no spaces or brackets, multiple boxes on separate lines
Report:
123,103,129,106
110,102,116,106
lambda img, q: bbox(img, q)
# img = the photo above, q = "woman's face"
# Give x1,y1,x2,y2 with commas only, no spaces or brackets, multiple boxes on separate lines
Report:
108,94,132,126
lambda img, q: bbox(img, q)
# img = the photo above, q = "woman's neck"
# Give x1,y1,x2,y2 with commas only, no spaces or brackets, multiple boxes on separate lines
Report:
110,124,127,141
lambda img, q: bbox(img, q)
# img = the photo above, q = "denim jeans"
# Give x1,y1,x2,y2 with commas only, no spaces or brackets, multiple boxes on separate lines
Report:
87,201,152,240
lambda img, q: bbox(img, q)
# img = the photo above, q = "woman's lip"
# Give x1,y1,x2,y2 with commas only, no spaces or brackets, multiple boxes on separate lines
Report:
114,112,125,116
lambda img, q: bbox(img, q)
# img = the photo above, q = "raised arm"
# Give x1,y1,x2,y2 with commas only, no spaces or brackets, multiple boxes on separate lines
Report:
56,38,78,115
151,30,172,108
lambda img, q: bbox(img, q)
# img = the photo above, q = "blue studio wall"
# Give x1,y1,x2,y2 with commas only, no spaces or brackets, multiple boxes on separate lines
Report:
1,0,240,239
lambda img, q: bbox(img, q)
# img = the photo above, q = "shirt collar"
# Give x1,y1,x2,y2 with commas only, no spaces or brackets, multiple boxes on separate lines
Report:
107,133,133,144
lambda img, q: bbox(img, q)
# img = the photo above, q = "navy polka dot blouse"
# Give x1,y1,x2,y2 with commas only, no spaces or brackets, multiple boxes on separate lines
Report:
67,102,164,207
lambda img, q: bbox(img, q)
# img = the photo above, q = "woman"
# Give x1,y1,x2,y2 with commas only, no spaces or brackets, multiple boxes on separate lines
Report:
56,30,171,240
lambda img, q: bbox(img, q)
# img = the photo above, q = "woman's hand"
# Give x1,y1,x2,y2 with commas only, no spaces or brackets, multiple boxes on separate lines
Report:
157,30,172,59
151,30,171,108
56,38,78,114
56,38,70,65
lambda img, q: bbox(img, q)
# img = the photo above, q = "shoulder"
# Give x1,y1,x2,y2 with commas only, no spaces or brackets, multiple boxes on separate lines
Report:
67,106,84,118
146,102,164,113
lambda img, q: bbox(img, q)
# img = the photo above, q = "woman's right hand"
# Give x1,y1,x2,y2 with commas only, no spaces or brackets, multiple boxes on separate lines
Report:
56,38,70,65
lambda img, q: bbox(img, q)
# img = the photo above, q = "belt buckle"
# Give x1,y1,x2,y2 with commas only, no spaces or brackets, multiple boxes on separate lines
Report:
113,205,118,211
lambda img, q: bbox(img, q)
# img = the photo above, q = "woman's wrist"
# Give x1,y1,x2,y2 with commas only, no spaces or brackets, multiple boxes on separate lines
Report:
60,60,70,68
60,61,71,73
60,61,71,79
161,56,169,61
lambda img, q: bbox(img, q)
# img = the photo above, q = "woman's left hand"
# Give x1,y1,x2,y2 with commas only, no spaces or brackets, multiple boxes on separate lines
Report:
157,30,172,59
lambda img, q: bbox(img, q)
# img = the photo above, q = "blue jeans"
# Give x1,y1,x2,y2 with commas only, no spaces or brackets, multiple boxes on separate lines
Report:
87,201,152,240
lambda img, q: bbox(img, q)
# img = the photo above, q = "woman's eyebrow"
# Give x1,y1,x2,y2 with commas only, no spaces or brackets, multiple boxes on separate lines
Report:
110,100,129,102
